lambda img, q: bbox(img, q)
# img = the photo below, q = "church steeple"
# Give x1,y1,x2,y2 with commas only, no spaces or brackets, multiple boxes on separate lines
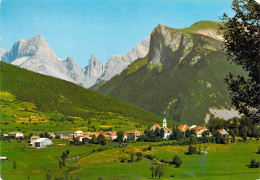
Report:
163,118,167,128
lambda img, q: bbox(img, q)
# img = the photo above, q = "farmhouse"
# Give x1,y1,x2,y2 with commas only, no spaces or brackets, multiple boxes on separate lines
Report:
178,125,189,133
150,118,171,139
106,131,117,140
127,130,142,140
31,138,52,147
7,132,24,138
0,157,8,162
30,135,40,143
56,132,73,140
192,126,208,137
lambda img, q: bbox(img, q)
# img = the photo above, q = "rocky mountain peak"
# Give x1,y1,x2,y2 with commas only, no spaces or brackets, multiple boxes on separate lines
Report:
85,55,105,77
98,36,150,82
1,35,56,63
89,54,101,66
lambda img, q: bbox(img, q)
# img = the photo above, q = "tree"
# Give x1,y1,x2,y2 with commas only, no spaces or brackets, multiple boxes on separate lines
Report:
97,134,106,145
223,134,230,145
155,164,164,179
229,129,236,142
90,135,97,144
185,129,191,138
219,0,260,122
188,145,196,155
172,155,182,168
160,128,165,139
59,159,63,169
116,131,124,143
214,131,223,144
150,166,155,178
241,126,248,141
13,160,16,171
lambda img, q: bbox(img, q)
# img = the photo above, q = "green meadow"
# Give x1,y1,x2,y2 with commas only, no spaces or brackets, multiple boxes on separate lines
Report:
1,140,259,179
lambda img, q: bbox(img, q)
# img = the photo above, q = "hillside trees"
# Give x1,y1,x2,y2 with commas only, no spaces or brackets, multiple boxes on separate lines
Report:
219,0,260,122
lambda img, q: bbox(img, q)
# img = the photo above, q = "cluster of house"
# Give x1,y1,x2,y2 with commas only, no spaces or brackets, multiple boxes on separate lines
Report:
56,129,143,142
3,118,230,148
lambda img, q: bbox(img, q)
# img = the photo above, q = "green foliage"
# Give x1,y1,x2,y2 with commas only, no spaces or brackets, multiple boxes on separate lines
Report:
188,145,196,155
220,0,260,122
116,131,124,143
154,164,164,179
13,159,16,171
172,155,182,168
250,159,260,168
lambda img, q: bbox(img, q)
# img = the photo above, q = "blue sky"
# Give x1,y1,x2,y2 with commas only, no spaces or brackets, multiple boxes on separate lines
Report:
0,0,234,66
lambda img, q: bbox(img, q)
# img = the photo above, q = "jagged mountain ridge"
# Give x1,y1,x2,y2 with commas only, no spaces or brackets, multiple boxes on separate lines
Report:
93,21,246,125
1,35,149,88
98,37,150,82
1,35,106,88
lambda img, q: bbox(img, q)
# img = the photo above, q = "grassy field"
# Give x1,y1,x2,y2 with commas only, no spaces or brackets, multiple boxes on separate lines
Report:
0,91,151,135
1,140,259,180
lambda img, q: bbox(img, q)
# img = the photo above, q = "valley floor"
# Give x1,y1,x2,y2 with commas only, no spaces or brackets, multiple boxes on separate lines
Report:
0,140,259,180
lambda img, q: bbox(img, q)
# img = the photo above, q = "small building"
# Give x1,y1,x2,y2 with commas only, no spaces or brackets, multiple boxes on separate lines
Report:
7,132,24,138
30,135,40,143
0,157,8,162
106,131,117,140
56,132,73,140
193,126,207,137
32,138,52,147
178,125,189,133
74,131,83,138
217,129,229,135
127,130,141,140
75,135,84,142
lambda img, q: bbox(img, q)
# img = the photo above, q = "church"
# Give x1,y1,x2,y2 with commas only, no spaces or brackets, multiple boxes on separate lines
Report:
150,118,172,139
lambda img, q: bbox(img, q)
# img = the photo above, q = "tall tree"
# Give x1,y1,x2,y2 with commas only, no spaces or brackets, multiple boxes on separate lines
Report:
219,0,260,123
13,160,16,171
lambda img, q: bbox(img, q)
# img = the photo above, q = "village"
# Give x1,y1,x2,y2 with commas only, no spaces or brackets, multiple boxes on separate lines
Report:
2,118,229,149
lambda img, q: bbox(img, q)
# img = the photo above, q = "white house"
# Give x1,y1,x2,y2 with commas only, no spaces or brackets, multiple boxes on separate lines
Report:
8,132,24,138
0,157,8,162
74,131,83,138
32,138,52,147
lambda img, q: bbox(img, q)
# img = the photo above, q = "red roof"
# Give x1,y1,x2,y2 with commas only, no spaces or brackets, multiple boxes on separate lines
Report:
128,130,141,134
75,135,83,139
193,126,206,130
178,125,189,132
155,124,161,129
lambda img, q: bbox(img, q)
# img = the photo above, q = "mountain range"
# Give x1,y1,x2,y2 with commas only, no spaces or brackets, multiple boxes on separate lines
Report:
93,21,245,125
1,35,149,88
1,20,244,125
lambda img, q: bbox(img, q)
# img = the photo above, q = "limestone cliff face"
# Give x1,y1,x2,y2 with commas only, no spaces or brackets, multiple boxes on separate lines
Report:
148,24,223,69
